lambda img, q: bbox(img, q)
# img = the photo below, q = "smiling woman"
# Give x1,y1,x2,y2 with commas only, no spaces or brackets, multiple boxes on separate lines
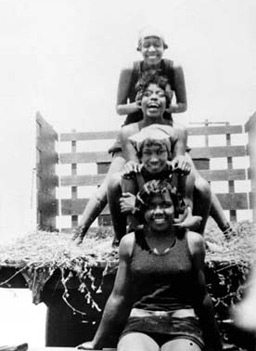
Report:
77,180,222,351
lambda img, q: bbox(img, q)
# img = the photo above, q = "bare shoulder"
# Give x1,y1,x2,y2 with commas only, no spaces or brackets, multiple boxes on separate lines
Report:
119,63,134,77
172,61,184,71
173,122,187,137
120,123,139,140
186,231,205,255
119,232,135,260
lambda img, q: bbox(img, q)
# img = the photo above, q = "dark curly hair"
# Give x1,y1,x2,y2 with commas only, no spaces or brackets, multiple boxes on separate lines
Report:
135,74,172,108
135,179,185,221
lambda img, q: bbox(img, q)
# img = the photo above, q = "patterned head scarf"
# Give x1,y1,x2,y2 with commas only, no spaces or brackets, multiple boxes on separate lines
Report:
128,124,174,157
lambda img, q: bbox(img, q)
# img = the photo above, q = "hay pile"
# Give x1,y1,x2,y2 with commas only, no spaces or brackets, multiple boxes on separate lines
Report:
0,221,254,270
0,227,118,270
0,221,254,312
205,220,255,265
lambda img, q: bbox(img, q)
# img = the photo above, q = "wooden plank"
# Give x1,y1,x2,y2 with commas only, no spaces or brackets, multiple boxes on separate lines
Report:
60,151,112,164
61,193,250,215
60,174,105,186
60,169,247,187
60,145,247,164
187,125,242,136
59,125,243,142
60,131,118,141
190,145,247,158
198,169,247,182
214,193,249,210
61,199,109,215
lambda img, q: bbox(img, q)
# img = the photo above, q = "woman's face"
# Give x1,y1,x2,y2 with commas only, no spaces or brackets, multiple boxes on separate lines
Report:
144,193,174,232
141,83,167,119
140,36,165,66
141,142,169,174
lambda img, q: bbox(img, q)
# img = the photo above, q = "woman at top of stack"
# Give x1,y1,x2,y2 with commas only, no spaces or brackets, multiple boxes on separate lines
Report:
115,26,186,128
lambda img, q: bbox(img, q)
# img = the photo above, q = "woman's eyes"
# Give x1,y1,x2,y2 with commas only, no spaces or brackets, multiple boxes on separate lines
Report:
143,42,161,48
148,203,171,210
144,91,165,97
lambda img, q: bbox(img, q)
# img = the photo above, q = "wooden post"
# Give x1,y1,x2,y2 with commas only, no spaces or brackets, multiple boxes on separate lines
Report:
245,112,256,222
36,112,59,231
71,131,78,228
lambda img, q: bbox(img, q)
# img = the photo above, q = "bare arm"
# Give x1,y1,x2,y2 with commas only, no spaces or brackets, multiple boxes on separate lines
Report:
116,66,141,116
188,232,223,351
168,63,187,114
119,124,140,164
172,123,188,158
78,234,134,349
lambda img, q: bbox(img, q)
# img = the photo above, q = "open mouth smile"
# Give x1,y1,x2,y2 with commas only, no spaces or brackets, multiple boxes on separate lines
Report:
147,103,160,111
152,215,166,224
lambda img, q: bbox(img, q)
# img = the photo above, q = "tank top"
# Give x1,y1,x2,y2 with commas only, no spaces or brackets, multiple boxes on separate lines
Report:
130,229,196,311
124,59,175,125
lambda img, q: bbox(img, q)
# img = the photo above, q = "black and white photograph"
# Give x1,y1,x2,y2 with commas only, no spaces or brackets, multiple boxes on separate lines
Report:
0,1,256,350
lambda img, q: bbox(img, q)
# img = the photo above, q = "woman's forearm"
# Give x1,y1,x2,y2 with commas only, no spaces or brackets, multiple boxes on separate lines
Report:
197,294,223,351
92,294,131,349
116,102,141,116
168,101,187,114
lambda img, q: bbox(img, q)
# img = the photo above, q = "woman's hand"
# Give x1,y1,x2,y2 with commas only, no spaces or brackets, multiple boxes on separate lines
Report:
122,161,141,177
120,192,136,213
171,155,191,176
77,341,96,350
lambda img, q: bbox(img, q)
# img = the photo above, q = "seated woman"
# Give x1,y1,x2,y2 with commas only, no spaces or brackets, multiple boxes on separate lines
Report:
77,180,223,351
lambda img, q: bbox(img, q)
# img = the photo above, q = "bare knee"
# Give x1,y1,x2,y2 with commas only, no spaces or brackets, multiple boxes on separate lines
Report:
118,332,158,351
161,338,202,351
108,172,122,193
194,175,211,197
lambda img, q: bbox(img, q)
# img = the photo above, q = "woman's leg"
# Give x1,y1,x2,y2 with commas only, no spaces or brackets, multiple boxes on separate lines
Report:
118,332,159,351
172,171,202,231
188,154,235,238
73,152,126,244
209,192,236,239
161,338,201,351
107,172,127,245
192,171,212,234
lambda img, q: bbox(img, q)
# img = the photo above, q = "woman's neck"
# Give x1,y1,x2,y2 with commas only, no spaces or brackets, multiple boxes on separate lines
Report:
146,225,175,240
143,60,162,71
144,225,177,255
140,116,166,128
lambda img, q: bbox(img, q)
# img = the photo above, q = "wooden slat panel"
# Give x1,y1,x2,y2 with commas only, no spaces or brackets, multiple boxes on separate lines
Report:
60,131,118,141
61,193,250,215
190,145,247,158
198,169,247,182
61,174,105,186
187,125,242,136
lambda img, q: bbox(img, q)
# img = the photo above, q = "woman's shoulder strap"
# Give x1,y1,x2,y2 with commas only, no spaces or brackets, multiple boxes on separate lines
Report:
162,59,175,82
131,61,142,83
